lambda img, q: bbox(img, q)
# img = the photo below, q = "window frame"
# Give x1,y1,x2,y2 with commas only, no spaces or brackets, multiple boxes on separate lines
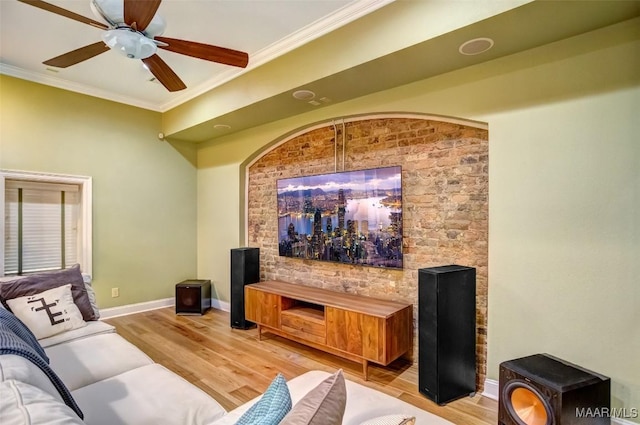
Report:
1,169,92,277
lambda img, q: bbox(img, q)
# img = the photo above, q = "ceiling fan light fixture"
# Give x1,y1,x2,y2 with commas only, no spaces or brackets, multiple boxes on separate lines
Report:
103,29,157,59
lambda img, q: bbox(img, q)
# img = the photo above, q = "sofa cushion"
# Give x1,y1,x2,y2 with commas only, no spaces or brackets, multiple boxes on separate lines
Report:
0,354,63,402
0,264,97,321
0,307,84,418
360,414,416,425
38,320,115,348
6,284,86,340
280,369,346,425
236,373,292,425
0,379,84,425
211,371,454,425
335,373,453,425
45,332,154,391
72,363,226,425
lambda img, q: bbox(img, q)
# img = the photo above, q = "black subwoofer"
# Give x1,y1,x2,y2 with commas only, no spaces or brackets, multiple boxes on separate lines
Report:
499,354,611,425
418,265,476,405
175,279,211,315
230,247,260,329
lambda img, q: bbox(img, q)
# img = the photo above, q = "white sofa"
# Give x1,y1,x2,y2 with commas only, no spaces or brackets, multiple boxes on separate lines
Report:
1,316,454,425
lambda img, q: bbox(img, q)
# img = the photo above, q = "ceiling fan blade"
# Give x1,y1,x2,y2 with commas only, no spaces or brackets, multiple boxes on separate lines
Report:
142,54,186,92
17,0,108,29
155,37,249,68
43,42,110,68
124,0,161,32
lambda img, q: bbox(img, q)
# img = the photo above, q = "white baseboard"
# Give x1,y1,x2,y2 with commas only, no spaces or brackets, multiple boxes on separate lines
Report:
99,298,229,319
482,378,499,400
100,298,174,319
211,298,230,312
483,379,637,425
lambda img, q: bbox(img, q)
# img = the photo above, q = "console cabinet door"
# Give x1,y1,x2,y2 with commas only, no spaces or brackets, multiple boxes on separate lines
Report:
245,288,280,328
363,309,413,364
326,307,363,356
361,315,385,363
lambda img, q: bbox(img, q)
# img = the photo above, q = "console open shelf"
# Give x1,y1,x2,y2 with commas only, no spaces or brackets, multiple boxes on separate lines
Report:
244,280,413,380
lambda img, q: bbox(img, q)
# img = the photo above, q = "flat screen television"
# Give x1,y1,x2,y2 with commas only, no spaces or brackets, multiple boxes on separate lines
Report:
277,166,402,269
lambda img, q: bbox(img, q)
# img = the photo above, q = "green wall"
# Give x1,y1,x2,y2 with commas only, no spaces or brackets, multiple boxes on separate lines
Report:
0,76,198,308
196,19,639,419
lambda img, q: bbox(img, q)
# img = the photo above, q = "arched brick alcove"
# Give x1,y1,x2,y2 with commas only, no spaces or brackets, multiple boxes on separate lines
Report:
244,113,489,387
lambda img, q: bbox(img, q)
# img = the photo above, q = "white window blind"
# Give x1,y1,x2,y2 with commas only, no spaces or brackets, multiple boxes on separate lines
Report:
4,180,79,275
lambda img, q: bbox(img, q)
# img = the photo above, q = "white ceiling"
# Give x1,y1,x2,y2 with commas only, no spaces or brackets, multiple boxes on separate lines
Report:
0,0,391,111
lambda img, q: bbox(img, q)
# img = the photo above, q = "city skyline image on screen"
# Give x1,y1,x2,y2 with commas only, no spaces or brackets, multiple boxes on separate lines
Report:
277,166,402,269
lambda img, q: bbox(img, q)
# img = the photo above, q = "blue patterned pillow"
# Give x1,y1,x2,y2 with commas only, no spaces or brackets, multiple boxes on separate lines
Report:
235,373,292,425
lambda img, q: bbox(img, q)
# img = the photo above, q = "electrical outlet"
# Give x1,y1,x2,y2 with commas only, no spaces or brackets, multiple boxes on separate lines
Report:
111,287,119,298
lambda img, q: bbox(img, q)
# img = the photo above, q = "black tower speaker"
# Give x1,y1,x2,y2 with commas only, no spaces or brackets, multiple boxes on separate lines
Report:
418,265,476,405
176,279,211,315
499,354,611,425
230,247,260,329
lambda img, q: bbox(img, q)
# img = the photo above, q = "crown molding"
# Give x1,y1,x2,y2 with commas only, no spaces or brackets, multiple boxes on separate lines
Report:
0,63,163,111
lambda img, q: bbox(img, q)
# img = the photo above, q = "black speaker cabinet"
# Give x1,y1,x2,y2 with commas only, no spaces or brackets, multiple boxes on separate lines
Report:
230,247,260,329
176,279,211,315
499,354,611,425
418,265,476,405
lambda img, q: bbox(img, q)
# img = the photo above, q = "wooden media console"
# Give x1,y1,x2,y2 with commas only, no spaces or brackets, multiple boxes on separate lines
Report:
244,280,413,380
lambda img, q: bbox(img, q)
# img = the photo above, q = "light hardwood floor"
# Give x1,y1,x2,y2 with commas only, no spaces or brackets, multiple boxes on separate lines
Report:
105,307,497,425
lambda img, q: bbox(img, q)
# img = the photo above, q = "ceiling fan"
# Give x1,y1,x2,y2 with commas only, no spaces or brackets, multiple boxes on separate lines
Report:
18,0,249,92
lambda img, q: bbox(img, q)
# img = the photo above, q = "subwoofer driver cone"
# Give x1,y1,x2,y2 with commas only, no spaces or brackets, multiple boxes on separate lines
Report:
503,380,553,425
182,294,196,307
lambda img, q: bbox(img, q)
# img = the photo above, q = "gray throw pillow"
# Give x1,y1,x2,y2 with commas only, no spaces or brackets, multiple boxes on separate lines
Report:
0,264,97,321
280,369,347,425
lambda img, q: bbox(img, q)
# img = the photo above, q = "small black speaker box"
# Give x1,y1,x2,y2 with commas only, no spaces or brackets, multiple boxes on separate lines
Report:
176,279,211,315
499,354,611,425
230,247,260,329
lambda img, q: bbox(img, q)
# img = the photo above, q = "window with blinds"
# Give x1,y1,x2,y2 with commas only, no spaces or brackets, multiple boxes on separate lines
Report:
1,170,92,277
4,180,80,275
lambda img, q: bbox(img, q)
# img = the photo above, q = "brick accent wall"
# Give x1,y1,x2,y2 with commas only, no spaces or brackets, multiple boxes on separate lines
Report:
247,116,488,387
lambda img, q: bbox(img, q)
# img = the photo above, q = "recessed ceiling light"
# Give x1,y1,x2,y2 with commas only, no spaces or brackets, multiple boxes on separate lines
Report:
459,37,494,56
213,124,231,130
292,90,316,101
